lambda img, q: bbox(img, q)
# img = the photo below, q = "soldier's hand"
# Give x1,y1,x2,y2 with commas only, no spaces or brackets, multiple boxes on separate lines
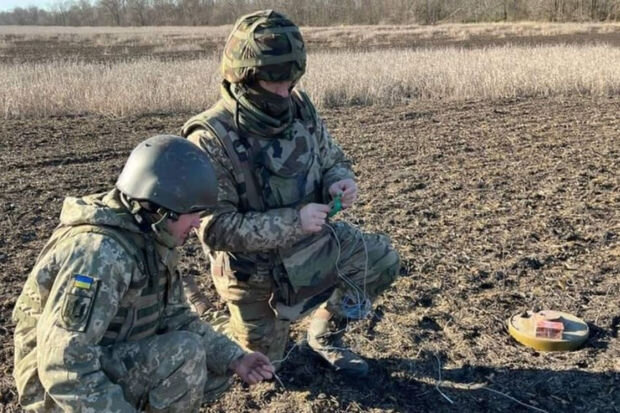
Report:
299,203,330,233
329,179,358,209
229,352,275,385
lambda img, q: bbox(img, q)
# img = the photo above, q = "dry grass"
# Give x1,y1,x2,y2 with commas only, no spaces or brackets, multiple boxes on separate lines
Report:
0,25,231,43
0,58,220,118
151,43,204,53
303,44,620,107
1,22,619,50
306,21,620,44
1,44,619,118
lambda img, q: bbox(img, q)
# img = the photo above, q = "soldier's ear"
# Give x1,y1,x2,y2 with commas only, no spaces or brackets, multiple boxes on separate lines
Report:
244,68,256,85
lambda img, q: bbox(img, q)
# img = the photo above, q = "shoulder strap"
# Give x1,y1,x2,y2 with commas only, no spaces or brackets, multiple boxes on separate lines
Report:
182,105,265,212
213,121,266,212
63,224,148,275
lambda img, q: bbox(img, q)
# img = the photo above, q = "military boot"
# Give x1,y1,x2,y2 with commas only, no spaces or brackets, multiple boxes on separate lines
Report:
307,316,369,377
182,274,211,316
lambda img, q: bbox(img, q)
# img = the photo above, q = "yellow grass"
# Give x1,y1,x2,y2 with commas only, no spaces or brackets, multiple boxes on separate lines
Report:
303,45,620,106
0,25,231,39
0,58,220,118
305,21,620,44
1,44,619,118
1,22,619,50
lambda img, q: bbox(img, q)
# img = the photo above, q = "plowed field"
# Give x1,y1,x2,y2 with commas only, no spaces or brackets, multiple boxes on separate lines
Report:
1,96,618,412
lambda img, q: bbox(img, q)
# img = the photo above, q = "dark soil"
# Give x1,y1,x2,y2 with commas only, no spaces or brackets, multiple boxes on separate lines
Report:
0,96,618,412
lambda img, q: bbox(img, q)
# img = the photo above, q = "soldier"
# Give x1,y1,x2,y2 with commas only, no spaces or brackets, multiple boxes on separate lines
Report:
182,10,400,377
12,135,274,412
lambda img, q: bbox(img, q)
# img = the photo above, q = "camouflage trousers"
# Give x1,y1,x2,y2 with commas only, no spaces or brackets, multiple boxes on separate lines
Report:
100,330,230,412
212,222,400,364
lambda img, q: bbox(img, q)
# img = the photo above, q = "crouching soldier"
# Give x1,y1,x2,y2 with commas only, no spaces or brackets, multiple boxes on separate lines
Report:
12,135,274,412
182,10,400,377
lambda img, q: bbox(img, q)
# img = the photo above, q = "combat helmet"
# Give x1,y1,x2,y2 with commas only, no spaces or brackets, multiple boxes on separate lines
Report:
221,10,306,84
116,135,217,217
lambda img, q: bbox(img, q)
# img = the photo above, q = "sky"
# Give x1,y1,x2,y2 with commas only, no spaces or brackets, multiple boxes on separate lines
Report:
0,0,52,12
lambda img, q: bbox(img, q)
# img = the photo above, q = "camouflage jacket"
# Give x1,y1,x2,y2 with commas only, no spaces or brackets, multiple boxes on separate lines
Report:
12,189,244,412
182,88,354,302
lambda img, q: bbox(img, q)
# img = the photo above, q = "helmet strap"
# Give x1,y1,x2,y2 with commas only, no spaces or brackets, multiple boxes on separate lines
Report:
149,209,179,248
150,210,168,234
119,192,176,233
120,192,150,232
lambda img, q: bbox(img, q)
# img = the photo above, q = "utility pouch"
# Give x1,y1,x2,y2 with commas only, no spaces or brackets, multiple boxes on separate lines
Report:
272,231,339,322
271,284,337,321
210,251,273,303
278,229,339,293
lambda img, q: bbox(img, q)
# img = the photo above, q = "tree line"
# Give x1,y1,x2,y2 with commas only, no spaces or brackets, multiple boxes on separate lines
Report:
1,0,619,26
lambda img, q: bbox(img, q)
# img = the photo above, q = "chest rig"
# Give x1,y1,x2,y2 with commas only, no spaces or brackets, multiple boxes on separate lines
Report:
183,90,340,311
47,224,173,345
186,89,320,213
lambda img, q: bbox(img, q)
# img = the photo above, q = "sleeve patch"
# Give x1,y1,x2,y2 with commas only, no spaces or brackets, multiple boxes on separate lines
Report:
59,275,99,332
74,274,94,290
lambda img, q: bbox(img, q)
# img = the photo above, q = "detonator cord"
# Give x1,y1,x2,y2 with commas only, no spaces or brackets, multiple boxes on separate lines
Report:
271,220,372,370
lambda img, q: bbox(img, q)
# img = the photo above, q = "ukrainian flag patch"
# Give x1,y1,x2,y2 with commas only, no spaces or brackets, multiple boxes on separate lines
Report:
74,274,94,290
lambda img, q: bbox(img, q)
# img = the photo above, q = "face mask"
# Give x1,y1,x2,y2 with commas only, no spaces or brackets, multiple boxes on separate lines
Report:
244,82,293,118
223,81,294,139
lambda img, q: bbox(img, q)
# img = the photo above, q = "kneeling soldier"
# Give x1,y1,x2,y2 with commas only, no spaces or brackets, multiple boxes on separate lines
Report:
182,11,400,377
12,135,274,412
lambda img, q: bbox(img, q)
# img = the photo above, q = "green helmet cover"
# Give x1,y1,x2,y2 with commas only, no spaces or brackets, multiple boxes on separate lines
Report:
222,9,306,84
116,135,217,214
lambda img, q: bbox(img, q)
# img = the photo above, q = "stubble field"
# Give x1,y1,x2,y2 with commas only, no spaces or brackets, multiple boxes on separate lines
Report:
0,24,618,413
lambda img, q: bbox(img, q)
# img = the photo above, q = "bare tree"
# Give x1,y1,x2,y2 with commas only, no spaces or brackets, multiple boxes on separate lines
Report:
1,0,620,26
126,0,150,25
49,0,73,25
98,0,126,25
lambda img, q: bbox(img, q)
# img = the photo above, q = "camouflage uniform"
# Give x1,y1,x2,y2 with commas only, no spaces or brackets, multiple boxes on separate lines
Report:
12,189,245,412
181,12,399,366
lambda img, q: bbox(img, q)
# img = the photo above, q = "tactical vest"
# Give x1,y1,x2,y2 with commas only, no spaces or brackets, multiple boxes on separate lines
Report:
16,223,171,345
13,220,179,411
183,89,320,213
182,90,340,311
